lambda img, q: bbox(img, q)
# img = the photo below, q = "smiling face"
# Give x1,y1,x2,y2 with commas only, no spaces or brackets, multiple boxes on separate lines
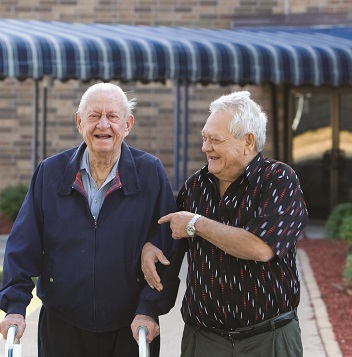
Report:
201,110,256,183
75,89,134,161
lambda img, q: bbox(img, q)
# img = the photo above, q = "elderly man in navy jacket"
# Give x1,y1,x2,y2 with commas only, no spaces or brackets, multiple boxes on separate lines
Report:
0,83,184,357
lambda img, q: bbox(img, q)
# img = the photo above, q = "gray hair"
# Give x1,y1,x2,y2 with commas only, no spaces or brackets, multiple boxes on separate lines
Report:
209,91,267,152
77,83,136,117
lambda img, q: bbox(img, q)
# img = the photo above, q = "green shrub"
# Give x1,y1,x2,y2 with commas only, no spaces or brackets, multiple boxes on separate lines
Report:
0,183,28,221
326,202,352,239
343,254,352,286
339,215,352,246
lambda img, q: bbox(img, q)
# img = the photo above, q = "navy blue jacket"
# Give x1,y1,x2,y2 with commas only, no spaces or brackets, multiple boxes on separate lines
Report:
0,142,184,332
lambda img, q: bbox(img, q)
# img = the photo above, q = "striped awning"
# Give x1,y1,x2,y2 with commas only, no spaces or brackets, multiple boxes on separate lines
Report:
0,19,351,86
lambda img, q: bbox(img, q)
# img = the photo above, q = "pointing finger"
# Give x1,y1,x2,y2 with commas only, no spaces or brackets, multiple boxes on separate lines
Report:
158,213,174,224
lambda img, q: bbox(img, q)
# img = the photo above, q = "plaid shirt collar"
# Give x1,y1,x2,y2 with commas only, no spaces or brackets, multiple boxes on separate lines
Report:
73,170,122,199
73,147,122,199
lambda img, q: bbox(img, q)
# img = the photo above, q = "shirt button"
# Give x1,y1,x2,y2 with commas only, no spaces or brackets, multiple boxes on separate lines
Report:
49,277,54,283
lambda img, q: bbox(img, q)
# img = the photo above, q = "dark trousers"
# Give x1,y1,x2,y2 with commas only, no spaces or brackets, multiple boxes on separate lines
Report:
38,306,160,357
181,317,303,357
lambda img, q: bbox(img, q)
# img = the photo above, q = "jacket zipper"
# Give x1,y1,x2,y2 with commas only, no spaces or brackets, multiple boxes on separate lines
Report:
93,216,98,331
73,182,121,331
74,186,99,331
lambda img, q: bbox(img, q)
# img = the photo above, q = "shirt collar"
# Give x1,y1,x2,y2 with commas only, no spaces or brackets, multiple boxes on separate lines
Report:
80,147,120,179
243,152,264,184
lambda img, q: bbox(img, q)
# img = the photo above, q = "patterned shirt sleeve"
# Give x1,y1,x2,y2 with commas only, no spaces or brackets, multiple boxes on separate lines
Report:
244,162,308,258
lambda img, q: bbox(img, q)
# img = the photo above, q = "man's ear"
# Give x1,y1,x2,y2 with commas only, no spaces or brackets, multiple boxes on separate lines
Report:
75,112,82,134
124,114,135,136
244,133,256,155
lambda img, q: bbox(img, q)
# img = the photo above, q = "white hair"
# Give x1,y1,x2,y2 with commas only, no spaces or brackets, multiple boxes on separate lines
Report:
209,91,267,152
77,83,136,117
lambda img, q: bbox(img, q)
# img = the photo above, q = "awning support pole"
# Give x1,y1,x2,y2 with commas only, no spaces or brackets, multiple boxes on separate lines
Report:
173,79,181,191
182,80,189,184
41,85,47,161
270,84,280,160
32,80,39,172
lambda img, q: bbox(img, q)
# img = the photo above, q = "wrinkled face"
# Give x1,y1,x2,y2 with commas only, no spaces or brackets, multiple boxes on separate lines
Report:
75,91,134,158
201,110,250,182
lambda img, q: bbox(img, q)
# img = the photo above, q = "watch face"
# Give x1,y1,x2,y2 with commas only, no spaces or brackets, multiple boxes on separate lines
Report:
186,225,195,237
186,215,200,238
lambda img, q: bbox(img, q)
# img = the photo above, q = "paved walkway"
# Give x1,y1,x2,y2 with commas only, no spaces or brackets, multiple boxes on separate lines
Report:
0,223,343,356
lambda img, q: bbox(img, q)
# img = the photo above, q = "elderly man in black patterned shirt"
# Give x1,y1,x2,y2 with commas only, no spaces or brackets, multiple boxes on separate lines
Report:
142,90,308,357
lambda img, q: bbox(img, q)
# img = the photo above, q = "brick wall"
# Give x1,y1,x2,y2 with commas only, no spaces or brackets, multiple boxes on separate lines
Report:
0,0,350,190
2,0,350,26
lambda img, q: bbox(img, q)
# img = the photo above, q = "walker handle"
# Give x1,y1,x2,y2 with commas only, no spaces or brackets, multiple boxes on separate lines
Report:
6,325,18,357
138,325,150,357
7,325,17,349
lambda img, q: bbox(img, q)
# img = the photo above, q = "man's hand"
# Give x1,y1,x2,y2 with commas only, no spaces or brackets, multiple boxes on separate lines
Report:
131,314,159,344
159,211,195,239
141,242,170,291
0,313,26,341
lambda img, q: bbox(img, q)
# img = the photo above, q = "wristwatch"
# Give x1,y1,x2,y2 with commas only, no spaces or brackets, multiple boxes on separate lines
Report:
185,214,202,238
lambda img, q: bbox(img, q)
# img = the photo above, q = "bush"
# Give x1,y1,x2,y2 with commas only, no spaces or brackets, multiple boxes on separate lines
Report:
326,202,352,239
0,183,28,221
343,254,352,287
339,215,352,246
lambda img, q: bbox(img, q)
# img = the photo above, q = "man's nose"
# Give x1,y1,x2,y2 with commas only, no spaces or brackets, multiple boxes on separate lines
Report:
202,138,212,152
96,115,110,129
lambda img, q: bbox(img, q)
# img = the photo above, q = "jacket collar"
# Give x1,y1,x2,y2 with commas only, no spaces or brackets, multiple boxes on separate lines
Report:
58,141,141,196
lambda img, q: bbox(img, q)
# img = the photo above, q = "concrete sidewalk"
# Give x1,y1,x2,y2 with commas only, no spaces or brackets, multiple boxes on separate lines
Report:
0,223,343,356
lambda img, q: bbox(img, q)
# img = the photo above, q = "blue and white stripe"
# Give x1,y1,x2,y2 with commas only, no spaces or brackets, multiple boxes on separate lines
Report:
0,20,351,86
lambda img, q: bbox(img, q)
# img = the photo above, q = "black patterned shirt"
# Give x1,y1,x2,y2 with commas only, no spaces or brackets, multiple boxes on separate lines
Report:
177,153,309,330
